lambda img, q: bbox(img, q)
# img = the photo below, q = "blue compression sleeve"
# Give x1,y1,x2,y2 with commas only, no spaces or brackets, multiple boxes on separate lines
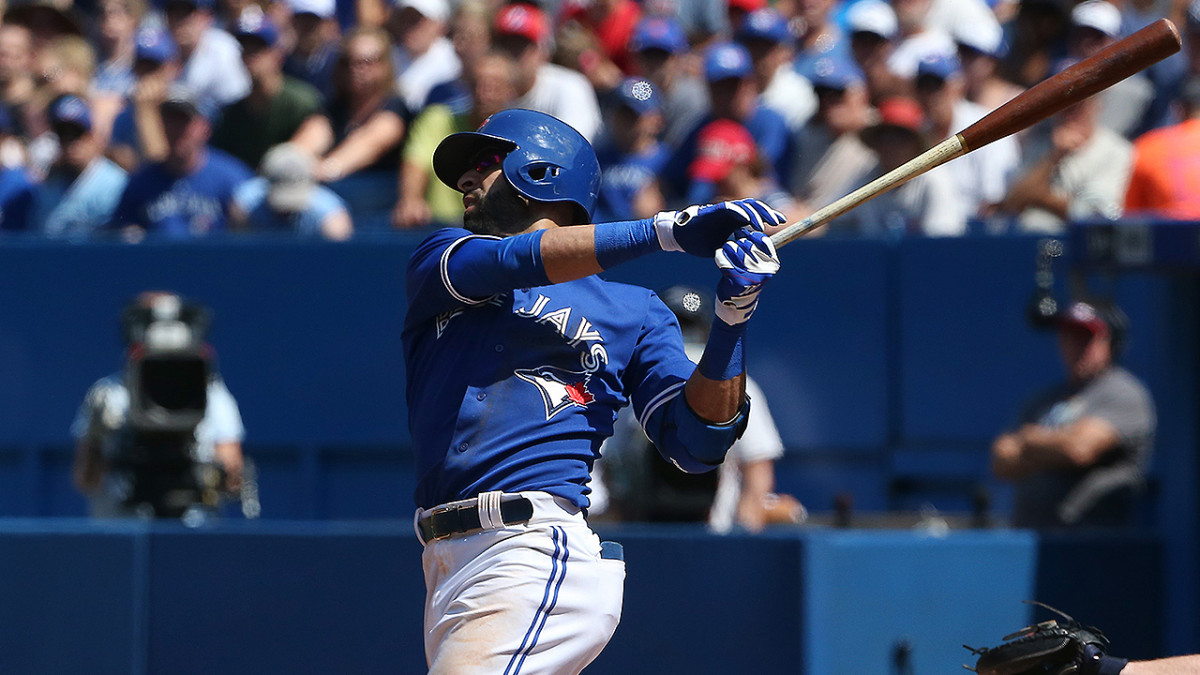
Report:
697,320,746,381
448,230,551,298
593,217,660,269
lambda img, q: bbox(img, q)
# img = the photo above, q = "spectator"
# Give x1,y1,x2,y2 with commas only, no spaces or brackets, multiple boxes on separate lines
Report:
999,0,1070,88
107,26,181,171
690,118,799,223
736,7,816,132
952,10,1023,111
232,142,353,239
210,8,326,170
0,24,37,139
73,291,245,519
32,94,129,238
914,53,1020,220
857,95,966,235
558,0,642,78
421,0,492,114
294,26,410,222
791,0,852,79
492,3,602,142
992,299,1156,529
886,0,957,80
668,41,792,204
107,85,253,239
789,56,877,224
283,0,341,102
91,0,145,136
0,106,35,233
593,285,803,534
1067,0,1153,137
1124,75,1200,219
995,77,1132,233
387,0,460,112
593,77,669,222
393,49,519,229
846,0,910,103
28,35,97,179
164,0,251,108
629,16,707,148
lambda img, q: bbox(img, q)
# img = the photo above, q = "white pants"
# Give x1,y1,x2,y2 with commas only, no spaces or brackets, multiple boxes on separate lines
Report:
418,492,625,674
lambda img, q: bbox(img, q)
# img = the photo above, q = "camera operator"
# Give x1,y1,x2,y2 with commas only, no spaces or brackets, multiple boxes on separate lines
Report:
72,291,245,519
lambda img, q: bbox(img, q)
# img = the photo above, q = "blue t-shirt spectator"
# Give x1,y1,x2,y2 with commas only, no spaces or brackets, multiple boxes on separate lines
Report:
35,158,129,238
594,141,669,223
108,148,252,237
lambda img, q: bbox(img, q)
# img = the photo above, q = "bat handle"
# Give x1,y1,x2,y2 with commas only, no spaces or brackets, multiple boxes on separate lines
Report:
769,135,968,248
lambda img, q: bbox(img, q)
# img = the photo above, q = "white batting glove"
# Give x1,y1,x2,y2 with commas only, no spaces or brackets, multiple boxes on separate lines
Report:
653,199,786,257
714,228,781,326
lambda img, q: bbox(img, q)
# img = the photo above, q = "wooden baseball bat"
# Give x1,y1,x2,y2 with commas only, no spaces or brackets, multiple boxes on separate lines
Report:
770,18,1182,247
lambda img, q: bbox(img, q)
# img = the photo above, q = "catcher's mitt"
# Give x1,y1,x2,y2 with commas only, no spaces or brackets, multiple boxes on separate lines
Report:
964,603,1111,675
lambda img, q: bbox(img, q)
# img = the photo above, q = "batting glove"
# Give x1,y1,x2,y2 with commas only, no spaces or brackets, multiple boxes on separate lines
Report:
714,228,780,326
654,199,786,258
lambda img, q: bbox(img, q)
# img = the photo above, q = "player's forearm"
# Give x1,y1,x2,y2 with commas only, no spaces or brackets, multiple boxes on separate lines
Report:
684,369,746,424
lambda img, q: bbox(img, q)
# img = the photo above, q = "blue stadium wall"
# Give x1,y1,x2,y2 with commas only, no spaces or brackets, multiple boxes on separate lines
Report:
1,231,1197,664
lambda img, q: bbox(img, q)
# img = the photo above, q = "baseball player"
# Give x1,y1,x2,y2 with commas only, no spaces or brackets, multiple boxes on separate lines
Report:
404,108,785,674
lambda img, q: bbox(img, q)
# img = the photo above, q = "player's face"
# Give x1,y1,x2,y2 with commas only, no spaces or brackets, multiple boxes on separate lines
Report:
458,149,531,236
1058,324,1111,383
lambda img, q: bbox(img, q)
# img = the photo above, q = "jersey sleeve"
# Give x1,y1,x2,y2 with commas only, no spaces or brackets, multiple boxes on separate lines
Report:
405,227,553,324
622,294,694,428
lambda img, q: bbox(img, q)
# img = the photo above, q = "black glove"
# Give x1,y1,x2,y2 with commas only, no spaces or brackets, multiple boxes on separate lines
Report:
965,604,1126,675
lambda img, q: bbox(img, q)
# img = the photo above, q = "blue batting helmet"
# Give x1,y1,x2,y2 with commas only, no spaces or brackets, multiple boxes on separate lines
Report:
432,109,600,223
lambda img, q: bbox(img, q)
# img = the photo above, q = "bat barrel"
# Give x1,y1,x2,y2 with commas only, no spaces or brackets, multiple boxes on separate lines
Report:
960,18,1180,151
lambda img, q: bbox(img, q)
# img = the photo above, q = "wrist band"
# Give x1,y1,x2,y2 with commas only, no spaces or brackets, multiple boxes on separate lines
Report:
697,319,746,381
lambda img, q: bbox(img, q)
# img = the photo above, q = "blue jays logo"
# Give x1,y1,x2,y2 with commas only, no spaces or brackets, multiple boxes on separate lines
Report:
516,366,595,420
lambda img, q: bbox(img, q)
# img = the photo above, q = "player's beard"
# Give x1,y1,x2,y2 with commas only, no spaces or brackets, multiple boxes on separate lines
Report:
463,176,533,237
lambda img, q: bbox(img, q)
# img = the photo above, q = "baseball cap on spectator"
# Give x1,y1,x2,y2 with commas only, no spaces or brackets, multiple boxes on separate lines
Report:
289,0,335,18
1070,0,1121,38
689,119,756,182
495,3,550,47
953,13,1004,57
845,0,897,40
631,16,688,54
614,77,661,115
861,96,926,146
233,8,281,47
164,0,215,13
808,56,864,91
49,94,92,133
916,53,962,83
135,26,178,64
704,42,752,81
161,84,217,122
736,8,794,46
262,143,317,213
1189,0,1200,31
395,0,450,22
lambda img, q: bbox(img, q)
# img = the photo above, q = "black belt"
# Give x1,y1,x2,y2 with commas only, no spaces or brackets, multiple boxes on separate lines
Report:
418,495,534,543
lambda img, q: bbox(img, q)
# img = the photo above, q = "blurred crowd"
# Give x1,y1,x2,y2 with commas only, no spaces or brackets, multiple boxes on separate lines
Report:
0,0,1198,241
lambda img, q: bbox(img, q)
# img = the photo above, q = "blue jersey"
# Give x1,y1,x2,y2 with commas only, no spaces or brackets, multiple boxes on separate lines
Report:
594,141,669,223
403,228,696,510
108,148,252,237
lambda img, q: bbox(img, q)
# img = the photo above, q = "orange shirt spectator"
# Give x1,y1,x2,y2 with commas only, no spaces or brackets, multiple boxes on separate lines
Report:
1124,118,1200,219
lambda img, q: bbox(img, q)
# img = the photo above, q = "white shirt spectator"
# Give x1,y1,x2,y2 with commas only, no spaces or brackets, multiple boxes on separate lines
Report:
181,26,251,107
517,63,603,142
394,36,461,112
